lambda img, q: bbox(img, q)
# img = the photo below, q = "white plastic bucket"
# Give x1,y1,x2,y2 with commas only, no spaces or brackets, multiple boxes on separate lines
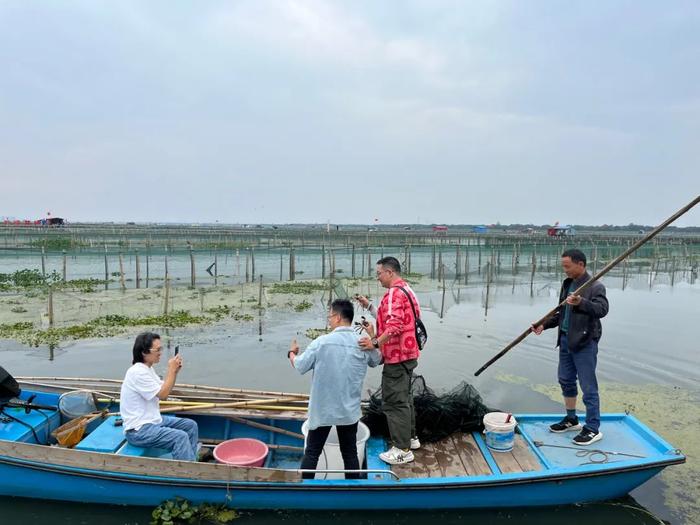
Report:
483,412,517,452
301,420,370,479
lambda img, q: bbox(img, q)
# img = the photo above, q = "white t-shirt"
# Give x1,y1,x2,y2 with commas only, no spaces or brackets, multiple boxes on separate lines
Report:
120,363,163,432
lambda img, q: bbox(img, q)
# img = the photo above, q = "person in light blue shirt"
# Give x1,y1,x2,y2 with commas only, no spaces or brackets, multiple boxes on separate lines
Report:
288,298,382,479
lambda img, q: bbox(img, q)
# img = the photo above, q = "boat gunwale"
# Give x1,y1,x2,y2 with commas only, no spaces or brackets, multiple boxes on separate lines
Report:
0,440,685,491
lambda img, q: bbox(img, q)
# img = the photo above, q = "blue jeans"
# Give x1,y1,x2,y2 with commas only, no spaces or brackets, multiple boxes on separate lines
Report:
558,334,600,432
126,416,199,461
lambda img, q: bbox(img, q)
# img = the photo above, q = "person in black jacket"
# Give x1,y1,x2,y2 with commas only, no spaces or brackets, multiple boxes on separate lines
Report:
532,249,609,445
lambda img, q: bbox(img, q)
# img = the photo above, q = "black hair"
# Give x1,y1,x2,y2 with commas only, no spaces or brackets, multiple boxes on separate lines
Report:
562,249,587,266
330,299,354,324
132,332,161,364
376,256,401,274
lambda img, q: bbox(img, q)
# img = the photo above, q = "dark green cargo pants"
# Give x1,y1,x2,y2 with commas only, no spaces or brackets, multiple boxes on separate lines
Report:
381,359,417,450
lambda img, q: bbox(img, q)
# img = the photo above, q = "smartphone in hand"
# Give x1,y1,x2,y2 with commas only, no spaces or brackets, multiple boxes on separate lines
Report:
174,345,180,356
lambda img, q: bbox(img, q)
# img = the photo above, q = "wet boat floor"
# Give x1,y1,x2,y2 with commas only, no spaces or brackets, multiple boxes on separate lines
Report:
391,434,542,479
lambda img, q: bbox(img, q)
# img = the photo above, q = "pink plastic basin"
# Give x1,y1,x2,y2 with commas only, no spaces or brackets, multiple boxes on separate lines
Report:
213,438,269,467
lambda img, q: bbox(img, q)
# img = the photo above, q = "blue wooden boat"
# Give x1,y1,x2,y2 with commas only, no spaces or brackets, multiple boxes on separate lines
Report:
0,381,685,510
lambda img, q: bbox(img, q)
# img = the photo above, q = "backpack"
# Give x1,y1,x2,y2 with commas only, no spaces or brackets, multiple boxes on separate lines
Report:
394,286,428,351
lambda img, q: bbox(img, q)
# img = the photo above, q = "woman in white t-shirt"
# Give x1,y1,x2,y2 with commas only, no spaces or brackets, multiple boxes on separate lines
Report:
120,332,199,461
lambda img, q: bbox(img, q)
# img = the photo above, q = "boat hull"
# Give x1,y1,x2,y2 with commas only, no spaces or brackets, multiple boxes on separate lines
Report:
0,384,686,510
0,452,676,509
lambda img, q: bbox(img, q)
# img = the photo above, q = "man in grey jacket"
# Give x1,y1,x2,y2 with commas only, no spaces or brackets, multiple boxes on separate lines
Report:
532,249,609,445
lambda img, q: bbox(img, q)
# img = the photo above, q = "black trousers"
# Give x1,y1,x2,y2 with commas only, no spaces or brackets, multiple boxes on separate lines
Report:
300,422,360,479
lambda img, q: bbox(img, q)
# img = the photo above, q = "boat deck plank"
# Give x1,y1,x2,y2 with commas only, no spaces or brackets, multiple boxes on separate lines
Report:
452,432,493,476
431,439,467,477
392,433,493,479
492,435,543,473
391,443,441,479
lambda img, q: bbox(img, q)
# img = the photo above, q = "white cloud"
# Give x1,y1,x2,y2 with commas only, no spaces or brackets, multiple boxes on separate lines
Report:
205,0,447,76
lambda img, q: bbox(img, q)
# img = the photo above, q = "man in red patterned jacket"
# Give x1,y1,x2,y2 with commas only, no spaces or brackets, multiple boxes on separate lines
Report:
358,256,420,465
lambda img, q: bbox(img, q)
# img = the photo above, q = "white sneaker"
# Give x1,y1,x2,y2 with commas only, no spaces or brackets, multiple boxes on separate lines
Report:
379,446,415,465
410,437,421,450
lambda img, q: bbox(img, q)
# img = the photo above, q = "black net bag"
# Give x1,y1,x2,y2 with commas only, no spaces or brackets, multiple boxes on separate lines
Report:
362,375,491,443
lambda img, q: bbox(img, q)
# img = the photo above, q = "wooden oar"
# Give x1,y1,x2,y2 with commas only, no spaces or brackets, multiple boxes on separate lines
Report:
474,195,700,377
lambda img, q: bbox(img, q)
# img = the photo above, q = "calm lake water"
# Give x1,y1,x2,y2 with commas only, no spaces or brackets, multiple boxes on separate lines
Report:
0,269,697,524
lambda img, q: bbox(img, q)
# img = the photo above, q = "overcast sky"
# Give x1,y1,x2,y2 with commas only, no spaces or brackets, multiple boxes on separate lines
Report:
1,1,698,226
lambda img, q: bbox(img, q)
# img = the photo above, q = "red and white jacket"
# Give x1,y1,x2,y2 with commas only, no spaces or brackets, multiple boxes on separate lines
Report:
370,279,421,365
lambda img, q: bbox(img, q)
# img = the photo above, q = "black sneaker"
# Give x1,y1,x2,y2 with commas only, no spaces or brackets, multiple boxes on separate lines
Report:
573,429,603,446
549,416,582,433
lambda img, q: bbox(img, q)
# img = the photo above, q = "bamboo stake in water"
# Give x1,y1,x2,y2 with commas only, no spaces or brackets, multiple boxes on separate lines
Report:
189,245,196,288
464,243,470,285
440,264,447,319
289,247,295,281
163,276,170,315
258,274,264,341
455,244,461,281
135,250,141,289
118,253,126,290
478,244,482,275
104,245,109,290
41,246,46,277
351,244,356,278
475,194,700,377
48,285,54,328
62,250,67,282
484,261,492,317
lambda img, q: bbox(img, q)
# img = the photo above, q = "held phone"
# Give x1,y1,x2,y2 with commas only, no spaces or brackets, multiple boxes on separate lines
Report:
174,345,180,356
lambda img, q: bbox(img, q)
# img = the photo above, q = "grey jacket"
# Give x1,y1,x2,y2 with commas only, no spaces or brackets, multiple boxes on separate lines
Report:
543,272,609,352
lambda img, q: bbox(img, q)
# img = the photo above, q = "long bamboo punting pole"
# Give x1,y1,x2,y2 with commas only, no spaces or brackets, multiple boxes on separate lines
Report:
159,396,307,414
17,377,310,399
474,195,700,377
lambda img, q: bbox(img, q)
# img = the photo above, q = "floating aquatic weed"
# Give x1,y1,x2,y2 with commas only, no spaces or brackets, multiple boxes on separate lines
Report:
305,327,330,339
293,300,313,312
151,497,239,525
0,269,60,289
268,281,326,295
